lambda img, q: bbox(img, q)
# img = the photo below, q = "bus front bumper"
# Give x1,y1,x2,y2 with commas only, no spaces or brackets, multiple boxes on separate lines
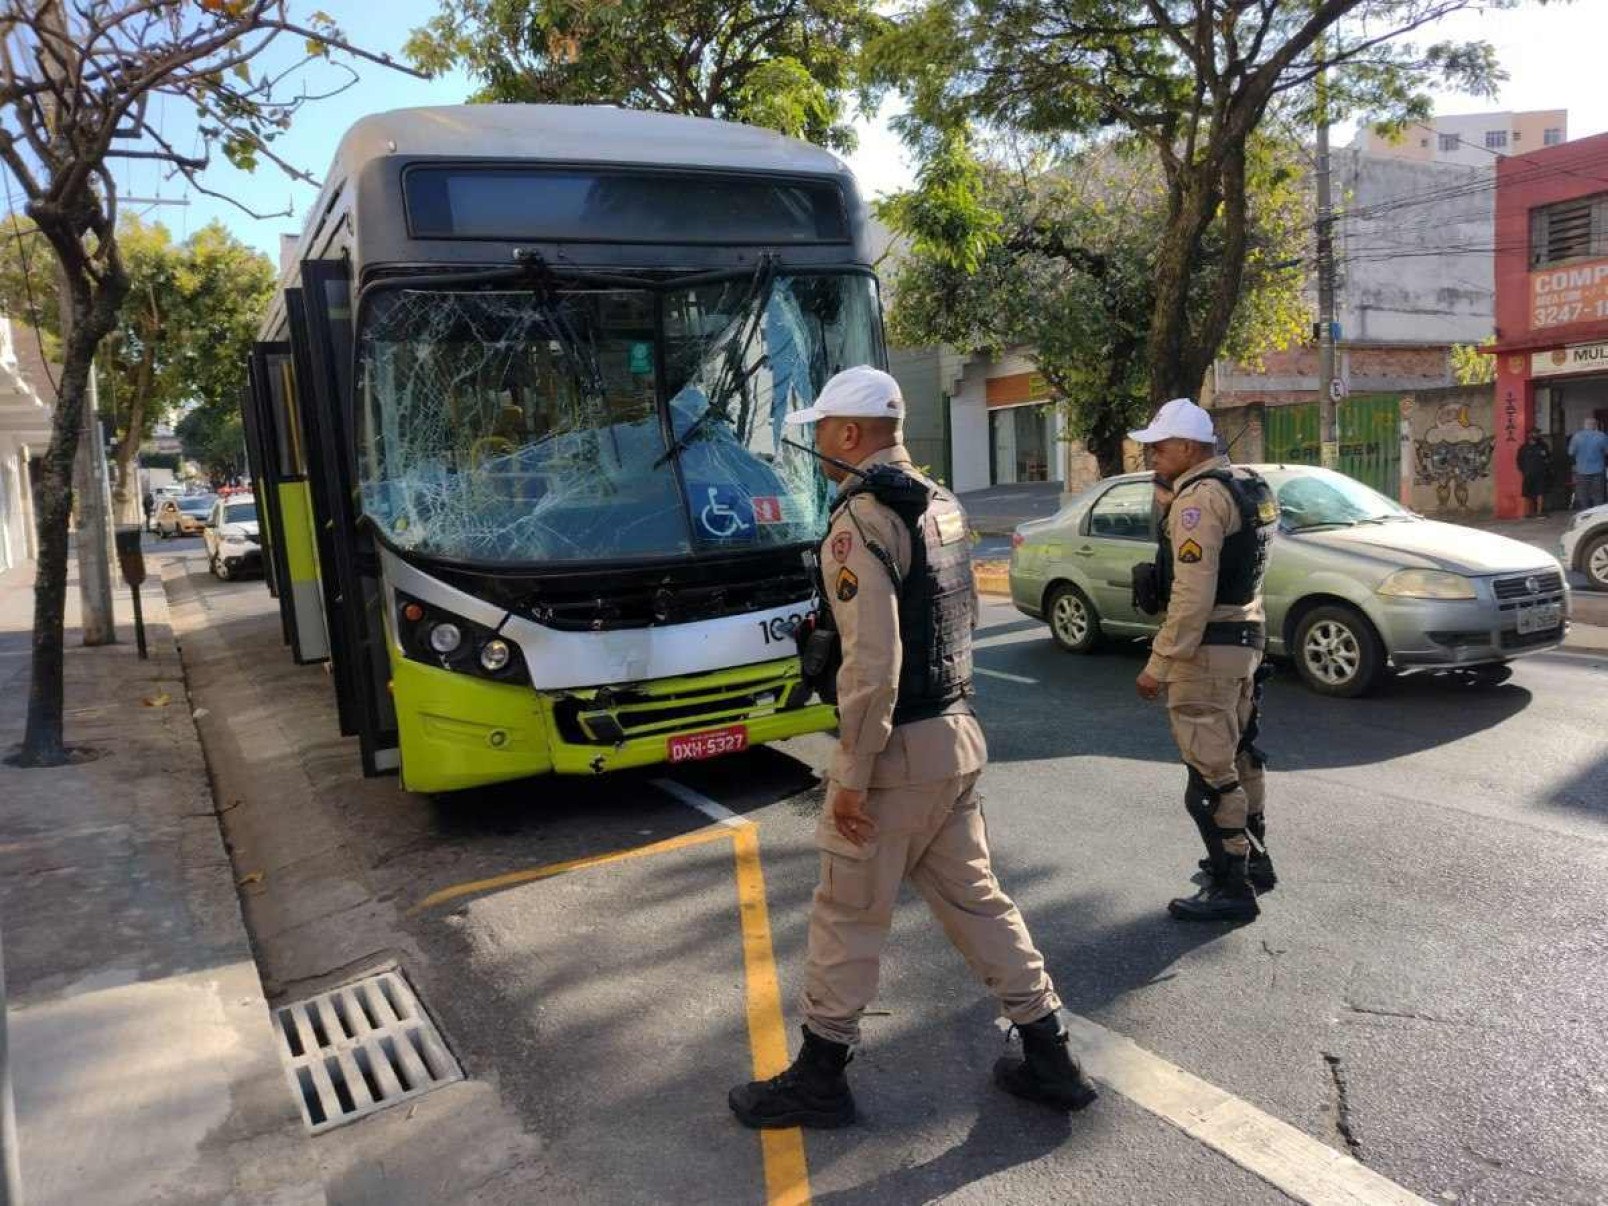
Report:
390,654,836,794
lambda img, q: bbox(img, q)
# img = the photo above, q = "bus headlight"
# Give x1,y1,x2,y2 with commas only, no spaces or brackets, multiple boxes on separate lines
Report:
429,622,463,654
480,639,511,672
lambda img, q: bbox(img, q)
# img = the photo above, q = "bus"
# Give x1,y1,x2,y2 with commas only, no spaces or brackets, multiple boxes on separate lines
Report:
243,104,886,793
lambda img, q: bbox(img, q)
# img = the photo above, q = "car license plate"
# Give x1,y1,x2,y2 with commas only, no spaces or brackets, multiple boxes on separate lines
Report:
1516,601,1562,635
667,725,749,763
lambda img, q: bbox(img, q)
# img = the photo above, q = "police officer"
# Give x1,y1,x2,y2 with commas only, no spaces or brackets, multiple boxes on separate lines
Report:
1130,399,1279,923
728,367,1097,1129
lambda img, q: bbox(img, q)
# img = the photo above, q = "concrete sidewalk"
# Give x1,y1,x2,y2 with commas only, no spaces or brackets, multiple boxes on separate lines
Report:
0,553,322,1204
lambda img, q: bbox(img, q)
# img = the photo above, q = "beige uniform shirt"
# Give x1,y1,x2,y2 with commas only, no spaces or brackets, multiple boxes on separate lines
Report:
1143,457,1265,683
821,446,987,791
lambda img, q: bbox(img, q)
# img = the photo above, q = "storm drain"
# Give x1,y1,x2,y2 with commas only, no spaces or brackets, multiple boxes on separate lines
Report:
273,968,462,1133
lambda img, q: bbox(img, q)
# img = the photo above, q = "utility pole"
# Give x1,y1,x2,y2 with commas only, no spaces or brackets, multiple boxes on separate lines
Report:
1315,39,1340,470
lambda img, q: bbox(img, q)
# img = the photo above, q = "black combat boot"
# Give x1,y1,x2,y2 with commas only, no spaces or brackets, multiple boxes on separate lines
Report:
993,1012,1099,1111
728,1027,856,1129
1171,853,1260,923
1198,816,1276,893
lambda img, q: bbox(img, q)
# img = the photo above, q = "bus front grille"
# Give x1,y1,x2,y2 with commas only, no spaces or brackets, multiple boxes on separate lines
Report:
553,665,809,746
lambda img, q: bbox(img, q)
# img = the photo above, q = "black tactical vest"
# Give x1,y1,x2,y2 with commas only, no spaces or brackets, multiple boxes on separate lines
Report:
1156,468,1277,608
812,465,976,726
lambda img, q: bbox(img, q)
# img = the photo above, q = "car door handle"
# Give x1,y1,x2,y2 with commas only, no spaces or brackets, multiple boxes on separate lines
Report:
1071,545,1095,557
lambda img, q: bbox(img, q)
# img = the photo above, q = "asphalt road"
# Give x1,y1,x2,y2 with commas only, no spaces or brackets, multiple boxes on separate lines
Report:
157,535,1608,1206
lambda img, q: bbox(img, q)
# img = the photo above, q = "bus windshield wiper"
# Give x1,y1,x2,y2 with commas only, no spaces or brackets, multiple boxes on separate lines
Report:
654,253,778,468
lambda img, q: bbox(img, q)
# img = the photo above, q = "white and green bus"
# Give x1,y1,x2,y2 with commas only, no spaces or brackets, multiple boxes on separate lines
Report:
244,104,886,793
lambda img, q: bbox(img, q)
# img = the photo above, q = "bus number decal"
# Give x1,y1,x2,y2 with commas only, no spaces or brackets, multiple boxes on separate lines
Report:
759,614,806,645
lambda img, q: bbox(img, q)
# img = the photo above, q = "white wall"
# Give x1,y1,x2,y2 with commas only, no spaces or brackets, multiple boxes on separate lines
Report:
0,441,30,575
949,360,991,494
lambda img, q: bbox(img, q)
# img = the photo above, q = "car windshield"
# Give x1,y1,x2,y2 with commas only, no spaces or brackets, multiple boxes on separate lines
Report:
225,503,257,525
179,497,215,515
1269,470,1410,530
357,275,880,565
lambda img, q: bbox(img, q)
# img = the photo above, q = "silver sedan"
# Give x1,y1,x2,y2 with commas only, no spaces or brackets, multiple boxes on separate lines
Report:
1009,465,1570,696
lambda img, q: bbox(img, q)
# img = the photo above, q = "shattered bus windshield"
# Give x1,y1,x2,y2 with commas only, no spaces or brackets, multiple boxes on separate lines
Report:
357,274,880,565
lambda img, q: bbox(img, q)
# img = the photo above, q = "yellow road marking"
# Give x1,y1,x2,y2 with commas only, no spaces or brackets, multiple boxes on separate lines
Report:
732,823,812,1206
409,812,813,1205
408,825,731,913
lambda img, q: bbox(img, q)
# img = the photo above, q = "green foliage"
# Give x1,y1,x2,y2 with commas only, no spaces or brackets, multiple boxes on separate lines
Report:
176,405,247,480
1451,340,1497,386
140,452,181,472
405,0,885,150
868,0,1515,405
0,214,274,462
882,139,1308,472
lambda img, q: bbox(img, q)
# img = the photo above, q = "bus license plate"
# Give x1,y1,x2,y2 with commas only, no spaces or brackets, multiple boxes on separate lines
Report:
1516,602,1561,635
668,725,749,763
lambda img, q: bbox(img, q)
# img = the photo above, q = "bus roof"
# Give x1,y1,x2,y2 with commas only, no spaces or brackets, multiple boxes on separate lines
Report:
327,105,851,182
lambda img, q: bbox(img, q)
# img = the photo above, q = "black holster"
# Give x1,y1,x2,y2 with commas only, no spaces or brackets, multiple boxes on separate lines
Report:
796,614,841,705
1132,562,1163,616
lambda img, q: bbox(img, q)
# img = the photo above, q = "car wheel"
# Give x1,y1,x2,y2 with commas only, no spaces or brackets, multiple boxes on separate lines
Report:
1583,533,1608,592
1047,583,1102,653
215,554,232,581
1292,604,1384,698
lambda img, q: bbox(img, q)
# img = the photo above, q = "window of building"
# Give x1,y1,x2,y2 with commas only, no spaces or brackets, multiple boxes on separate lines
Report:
1545,127,1564,146
1530,194,1608,267
1438,133,1459,153
1485,130,1509,150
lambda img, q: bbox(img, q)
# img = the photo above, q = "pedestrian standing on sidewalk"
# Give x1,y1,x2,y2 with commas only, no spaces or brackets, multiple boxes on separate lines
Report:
727,367,1097,1131
1130,399,1278,924
1517,430,1552,518
1567,418,1608,510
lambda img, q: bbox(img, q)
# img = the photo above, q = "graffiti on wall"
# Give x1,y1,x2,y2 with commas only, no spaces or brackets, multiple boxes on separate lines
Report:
1414,401,1495,510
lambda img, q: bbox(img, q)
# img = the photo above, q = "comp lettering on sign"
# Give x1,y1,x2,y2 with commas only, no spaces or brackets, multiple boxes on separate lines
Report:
1529,258,1608,330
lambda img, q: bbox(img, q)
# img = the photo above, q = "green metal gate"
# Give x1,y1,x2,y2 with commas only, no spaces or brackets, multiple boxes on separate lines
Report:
1262,396,1400,497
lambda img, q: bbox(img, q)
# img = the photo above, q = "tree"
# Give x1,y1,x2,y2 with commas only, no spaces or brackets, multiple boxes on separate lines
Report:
0,2,411,767
867,0,1516,406
1451,339,1495,386
885,138,1307,473
405,0,885,151
176,402,247,483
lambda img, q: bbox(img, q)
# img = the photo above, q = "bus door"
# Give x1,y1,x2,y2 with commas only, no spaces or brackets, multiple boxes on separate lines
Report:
237,381,280,603
285,289,357,736
247,340,330,664
293,260,400,776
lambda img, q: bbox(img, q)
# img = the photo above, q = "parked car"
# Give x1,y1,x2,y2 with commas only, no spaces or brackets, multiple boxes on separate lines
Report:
202,495,261,580
1559,503,1608,591
154,493,216,539
1009,465,1570,697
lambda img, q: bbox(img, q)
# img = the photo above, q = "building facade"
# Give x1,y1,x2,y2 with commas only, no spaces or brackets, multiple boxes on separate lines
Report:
1490,130,1608,517
0,318,52,574
1354,109,1567,168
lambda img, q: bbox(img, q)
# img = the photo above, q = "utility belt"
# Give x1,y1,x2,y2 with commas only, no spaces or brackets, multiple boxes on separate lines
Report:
892,695,974,728
1201,621,1265,650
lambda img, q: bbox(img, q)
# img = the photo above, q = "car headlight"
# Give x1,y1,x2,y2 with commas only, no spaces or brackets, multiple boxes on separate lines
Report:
1376,569,1477,600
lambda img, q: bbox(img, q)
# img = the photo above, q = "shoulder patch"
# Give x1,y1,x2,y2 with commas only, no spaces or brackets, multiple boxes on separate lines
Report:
835,567,859,602
1257,498,1279,524
830,530,853,563
1180,506,1202,531
1176,538,1203,564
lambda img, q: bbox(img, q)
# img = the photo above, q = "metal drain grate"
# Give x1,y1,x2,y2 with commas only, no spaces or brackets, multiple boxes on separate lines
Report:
273,968,462,1133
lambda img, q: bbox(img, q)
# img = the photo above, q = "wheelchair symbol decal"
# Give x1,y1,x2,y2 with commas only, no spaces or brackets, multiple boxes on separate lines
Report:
697,485,753,539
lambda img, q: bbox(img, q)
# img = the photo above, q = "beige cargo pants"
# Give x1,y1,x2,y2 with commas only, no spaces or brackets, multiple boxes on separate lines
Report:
801,773,1062,1047
1164,671,1266,856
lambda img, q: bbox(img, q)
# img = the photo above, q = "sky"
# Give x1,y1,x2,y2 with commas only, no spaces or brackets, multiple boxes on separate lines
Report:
96,0,1608,263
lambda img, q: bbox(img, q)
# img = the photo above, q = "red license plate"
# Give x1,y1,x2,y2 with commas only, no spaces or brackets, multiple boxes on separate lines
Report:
667,725,749,763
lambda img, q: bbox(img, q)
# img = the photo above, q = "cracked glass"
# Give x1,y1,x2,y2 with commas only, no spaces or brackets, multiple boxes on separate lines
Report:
357,274,881,565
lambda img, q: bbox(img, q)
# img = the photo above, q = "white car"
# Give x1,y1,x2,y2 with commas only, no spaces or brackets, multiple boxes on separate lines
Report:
1560,504,1608,591
202,496,262,580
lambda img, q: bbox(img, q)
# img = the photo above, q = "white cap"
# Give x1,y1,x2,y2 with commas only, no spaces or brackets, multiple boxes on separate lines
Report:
1128,397,1216,444
783,365,904,426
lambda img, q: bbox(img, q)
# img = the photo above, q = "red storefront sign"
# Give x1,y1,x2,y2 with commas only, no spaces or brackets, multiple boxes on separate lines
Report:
1529,258,1608,330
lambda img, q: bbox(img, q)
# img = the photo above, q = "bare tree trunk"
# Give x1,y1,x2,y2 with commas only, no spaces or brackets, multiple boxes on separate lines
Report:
15,264,125,765
1147,169,1221,404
